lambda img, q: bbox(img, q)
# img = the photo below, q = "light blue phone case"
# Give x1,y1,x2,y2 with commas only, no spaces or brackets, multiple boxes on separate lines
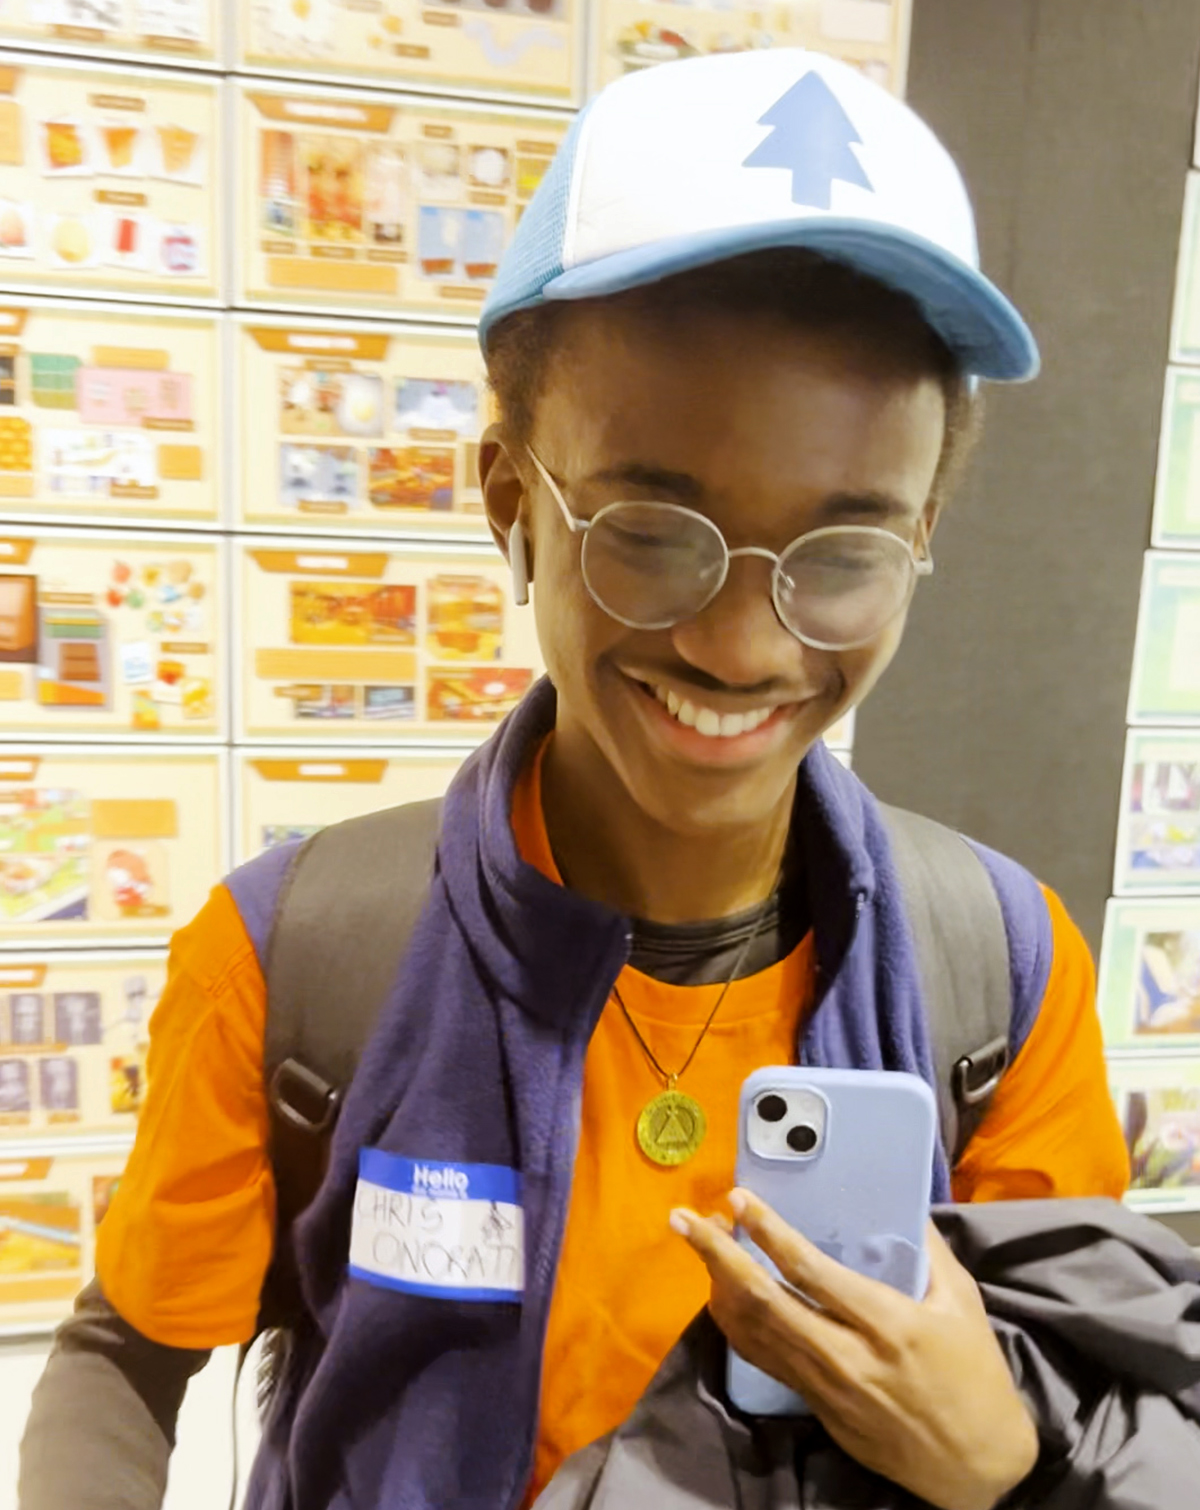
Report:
727,1066,936,1416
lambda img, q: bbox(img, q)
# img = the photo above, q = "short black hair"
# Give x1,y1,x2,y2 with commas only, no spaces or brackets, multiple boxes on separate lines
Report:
485,247,981,511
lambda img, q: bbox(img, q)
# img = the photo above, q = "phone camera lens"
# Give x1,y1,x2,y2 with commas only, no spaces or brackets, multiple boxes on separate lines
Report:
756,1093,787,1123
787,1124,818,1154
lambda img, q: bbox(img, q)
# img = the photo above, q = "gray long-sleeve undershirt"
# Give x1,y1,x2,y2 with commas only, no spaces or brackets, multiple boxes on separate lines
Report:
19,1280,210,1510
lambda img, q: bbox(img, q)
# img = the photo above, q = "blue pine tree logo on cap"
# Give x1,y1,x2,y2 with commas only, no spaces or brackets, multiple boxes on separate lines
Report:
743,72,874,210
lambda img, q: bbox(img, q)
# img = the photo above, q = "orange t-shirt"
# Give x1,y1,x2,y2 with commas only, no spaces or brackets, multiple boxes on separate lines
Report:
511,753,813,1500
96,755,1130,1497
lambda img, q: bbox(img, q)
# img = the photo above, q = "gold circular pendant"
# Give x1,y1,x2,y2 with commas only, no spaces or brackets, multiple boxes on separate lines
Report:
636,1089,707,1167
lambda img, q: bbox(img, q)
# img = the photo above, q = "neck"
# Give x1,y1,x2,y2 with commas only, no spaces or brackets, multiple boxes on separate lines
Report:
540,727,795,925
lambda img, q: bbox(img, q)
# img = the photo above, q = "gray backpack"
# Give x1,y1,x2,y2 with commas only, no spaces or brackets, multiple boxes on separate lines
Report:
254,799,1012,1331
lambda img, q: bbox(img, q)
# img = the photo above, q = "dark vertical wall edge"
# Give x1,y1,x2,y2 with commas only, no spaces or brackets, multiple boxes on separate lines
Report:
855,0,1200,955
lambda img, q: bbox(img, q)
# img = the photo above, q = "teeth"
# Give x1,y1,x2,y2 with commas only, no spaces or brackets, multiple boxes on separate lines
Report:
647,683,775,739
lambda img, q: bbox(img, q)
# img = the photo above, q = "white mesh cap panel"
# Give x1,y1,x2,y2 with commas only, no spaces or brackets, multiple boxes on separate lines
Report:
562,50,978,274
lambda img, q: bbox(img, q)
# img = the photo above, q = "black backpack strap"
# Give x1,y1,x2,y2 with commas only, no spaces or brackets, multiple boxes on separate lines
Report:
879,804,1012,1168
256,797,443,1331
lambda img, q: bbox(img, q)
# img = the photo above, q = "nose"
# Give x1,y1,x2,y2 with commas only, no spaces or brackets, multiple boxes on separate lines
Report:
669,553,803,689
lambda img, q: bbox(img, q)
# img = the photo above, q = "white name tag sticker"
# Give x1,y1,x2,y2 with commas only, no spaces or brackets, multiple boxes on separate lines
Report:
349,1150,524,1302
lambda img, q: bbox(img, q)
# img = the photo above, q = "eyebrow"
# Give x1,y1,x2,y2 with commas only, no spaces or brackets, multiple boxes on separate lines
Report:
581,465,916,524
811,491,916,525
582,463,705,503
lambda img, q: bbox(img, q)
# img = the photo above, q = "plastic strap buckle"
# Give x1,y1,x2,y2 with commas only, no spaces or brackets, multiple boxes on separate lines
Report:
269,1057,341,1135
951,1036,1010,1108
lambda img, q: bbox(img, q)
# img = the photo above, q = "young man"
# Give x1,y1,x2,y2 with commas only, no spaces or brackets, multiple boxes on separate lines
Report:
21,48,1127,1510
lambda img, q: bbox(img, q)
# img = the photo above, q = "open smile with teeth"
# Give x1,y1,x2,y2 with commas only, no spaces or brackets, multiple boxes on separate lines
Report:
647,682,778,739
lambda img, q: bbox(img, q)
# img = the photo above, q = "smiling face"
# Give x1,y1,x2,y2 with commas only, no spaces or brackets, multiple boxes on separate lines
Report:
483,289,948,841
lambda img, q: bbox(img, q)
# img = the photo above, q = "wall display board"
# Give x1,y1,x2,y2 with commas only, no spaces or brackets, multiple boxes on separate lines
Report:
1154,368,1200,548
0,55,219,303
1108,1055,1200,1216
1172,173,1200,364
0,1145,129,1333
1098,900,1200,1049
590,0,910,94
1128,553,1200,724
1114,730,1200,896
0,0,217,68
0,301,219,530
0,530,222,739
235,80,566,318
0,952,164,1141
0,747,224,947
236,0,579,105
235,317,492,537
235,749,462,861
237,538,541,740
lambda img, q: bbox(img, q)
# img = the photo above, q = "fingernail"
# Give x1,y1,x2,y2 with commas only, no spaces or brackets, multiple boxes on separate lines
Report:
728,1188,748,1218
668,1207,693,1237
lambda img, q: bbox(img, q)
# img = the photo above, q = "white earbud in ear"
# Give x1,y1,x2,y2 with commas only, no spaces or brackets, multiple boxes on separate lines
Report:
508,520,530,606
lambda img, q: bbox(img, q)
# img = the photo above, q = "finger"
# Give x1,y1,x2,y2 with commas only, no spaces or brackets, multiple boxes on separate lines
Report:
670,1208,850,1355
924,1219,986,1310
729,1189,913,1332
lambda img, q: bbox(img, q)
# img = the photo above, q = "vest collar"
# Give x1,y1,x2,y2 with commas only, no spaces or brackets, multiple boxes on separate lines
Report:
438,677,878,1023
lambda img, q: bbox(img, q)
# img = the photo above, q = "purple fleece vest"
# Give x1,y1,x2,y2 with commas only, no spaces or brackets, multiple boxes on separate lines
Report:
228,679,1052,1510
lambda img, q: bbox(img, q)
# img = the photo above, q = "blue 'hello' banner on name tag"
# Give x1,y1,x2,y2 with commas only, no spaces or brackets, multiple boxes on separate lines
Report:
349,1149,524,1302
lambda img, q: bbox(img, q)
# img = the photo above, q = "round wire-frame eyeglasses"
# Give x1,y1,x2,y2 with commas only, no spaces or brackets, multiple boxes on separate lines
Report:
526,447,934,652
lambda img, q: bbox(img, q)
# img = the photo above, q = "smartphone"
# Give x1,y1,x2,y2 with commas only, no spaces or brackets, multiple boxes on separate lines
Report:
726,1066,936,1416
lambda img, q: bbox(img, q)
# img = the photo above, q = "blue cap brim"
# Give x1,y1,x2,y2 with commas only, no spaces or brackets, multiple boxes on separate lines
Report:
515,219,1038,382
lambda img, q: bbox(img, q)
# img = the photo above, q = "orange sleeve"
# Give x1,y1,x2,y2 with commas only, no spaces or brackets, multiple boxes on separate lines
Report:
95,882,274,1349
951,886,1130,1204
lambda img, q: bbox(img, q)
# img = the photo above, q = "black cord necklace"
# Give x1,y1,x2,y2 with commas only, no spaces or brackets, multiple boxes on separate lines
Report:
614,876,781,1167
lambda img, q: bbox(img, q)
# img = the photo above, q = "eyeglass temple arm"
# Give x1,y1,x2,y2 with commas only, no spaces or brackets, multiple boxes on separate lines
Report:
528,447,589,535
914,517,935,575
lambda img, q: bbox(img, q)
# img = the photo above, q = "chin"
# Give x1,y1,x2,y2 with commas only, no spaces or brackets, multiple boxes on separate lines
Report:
617,752,807,839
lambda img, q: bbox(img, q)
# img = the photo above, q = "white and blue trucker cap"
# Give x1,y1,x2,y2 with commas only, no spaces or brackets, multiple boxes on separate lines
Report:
480,48,1038,382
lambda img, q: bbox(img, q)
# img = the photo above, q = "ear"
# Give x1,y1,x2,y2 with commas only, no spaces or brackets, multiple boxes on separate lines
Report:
479,423,532,576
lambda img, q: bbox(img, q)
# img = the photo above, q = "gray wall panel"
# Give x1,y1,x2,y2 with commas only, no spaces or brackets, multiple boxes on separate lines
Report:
855,0,1200,954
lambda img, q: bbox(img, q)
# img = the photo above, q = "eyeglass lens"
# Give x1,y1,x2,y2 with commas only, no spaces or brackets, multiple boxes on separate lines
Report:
580,504,917,648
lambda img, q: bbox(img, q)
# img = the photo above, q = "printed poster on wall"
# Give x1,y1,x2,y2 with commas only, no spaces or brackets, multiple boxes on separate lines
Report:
235,318,491,536
237,538,542,741
1172,174,1200,365
237,0,579,104
235,80,566,318
0,301,219,529
1108,1055,1200,1216
236,750,463,862
0,747,224,947
0,0,218,67
0,530,223,738
590,0,911,94
1114,731,1200,896
0,55,219,302
0,1146,129,1332
1098,900,1200,1051
1128,553,1200,725
0,952,164,1142
1153,367,1200,549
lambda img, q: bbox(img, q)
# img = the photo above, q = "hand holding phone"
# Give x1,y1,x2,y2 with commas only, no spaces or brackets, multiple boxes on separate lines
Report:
669,1071,1039,1509
727,1066,936,1415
